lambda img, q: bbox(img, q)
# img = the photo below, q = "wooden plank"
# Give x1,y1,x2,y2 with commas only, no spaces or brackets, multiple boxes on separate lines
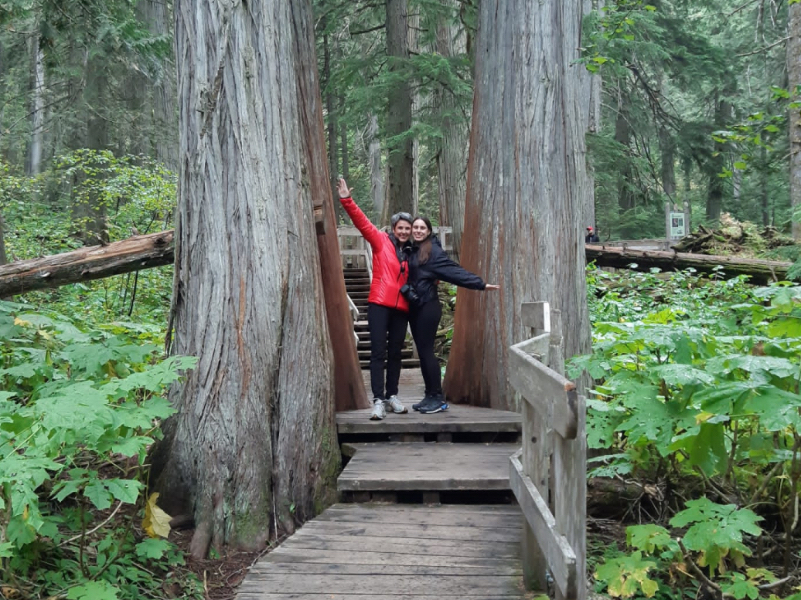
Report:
322,503,521,517
336,404,522,434
297,520,521,543
263,547,520,571
238,595,521,600
522,400,551,591
237,574,520,595
250,562,520,577
521,301,550,332
508,345,577,439
337,443,518,492
514,333,550,362
509,450,576,598
553,394,587,600
315,510,520,528
284,531,521,558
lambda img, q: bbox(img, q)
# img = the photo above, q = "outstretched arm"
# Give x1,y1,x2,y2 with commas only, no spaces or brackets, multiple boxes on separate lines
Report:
428,249,497,291
337,178,383,249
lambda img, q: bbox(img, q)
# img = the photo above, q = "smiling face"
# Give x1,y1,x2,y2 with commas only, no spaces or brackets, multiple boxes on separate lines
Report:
412,218,431,242
393,220,412,243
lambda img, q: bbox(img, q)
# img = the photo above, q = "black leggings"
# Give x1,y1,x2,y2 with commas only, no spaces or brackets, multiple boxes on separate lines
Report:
367,303,409,400
409,298,443,396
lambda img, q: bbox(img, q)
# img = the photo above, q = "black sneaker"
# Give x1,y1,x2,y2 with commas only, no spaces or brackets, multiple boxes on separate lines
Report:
417,394,448,414
413,394,433,411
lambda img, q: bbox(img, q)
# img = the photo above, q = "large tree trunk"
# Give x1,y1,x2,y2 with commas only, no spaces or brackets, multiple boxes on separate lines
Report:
71,54,109,245
615,90,635,213
368,113,385,217
27,32,45,176
789,0,801,241
0,211,7,266
150,0,339,558
145,0,178,169
706,96,727,223
444,0,592,407
660,126,676,201
385,0,414,219
444,5,592,598
435,1,468,261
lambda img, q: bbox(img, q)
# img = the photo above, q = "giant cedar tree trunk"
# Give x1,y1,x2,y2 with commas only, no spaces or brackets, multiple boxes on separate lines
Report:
151,0,340,558
790,0,801,241
706,96,728,223
385,0,414,219
444,0,592,408
435,1,468,261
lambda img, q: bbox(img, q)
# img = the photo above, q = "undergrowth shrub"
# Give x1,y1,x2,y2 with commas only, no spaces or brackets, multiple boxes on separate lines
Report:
0,300,199,599
576,266,801,600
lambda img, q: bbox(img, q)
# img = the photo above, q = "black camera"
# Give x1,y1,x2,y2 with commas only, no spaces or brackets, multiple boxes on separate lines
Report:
400,283,420,305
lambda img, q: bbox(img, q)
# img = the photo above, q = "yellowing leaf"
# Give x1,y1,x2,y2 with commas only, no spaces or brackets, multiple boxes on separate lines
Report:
13,317,31,327
695,411,715,424
142,493,172,538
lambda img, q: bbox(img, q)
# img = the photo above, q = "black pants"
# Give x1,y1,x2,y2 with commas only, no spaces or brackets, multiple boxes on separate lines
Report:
367,303,409,400
409,298,443,396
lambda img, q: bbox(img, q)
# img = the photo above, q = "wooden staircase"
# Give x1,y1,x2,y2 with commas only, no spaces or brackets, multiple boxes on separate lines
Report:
236,370,528,599
344,267,419,370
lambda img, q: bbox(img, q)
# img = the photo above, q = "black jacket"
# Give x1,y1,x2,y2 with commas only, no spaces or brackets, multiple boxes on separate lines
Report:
408,236,486,306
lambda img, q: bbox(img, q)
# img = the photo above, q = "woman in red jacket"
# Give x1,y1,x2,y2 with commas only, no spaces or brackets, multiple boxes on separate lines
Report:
337,178,413,420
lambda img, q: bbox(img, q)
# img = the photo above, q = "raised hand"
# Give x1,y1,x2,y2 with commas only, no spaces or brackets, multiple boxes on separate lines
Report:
337,178,353,199
485,284,500,291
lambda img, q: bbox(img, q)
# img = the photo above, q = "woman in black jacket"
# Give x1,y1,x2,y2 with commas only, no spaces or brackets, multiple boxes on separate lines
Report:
406,217,499,414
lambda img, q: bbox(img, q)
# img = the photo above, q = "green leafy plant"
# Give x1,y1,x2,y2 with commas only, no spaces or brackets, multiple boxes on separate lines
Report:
0,300,201,599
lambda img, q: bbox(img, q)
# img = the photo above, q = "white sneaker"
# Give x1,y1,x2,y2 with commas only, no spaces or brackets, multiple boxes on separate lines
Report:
386,395,408,414
369,399,386,420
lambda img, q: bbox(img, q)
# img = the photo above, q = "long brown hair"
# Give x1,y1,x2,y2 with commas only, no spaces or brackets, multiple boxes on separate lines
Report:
413,216,434,264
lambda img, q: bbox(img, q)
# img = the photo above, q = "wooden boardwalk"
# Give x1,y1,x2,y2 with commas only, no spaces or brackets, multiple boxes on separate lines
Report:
236,370,527,600
236,503,527,600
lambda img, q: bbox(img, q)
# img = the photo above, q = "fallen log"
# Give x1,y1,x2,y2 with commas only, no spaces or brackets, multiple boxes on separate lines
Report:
0,232,796,297
0,230,174,297
586,244,794,285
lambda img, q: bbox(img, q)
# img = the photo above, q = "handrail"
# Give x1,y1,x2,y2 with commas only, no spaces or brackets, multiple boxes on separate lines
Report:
509,302,586,600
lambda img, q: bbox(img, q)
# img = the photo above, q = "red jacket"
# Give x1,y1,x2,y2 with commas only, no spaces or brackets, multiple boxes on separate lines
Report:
340,196,409,312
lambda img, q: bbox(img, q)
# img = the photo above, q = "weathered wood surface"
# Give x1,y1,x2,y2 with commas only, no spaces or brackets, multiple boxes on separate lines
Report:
508,345,577,439
586,244,793,283
510,450,576,597
338,442,519,491
335,369,521,434
0,230,174,297
236,503,526,600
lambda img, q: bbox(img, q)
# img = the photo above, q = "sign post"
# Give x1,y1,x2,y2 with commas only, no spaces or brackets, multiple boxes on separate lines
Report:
666,202,691,243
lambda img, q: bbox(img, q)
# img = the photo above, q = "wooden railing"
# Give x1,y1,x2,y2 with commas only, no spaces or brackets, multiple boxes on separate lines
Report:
336,225,453,273
508,302,586,600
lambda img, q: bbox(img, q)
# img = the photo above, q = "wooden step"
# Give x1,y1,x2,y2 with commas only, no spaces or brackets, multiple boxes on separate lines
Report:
360,358,420,369
337,404,522,436
337,443,519,493
236,503,527,599
358,349,414,359
343,270,369,278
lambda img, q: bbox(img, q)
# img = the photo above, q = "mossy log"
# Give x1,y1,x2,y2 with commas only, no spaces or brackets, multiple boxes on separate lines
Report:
0,230,174,297
585,244,793,284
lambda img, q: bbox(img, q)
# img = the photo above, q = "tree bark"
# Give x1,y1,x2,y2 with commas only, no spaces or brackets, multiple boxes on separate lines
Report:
323,31,339,206
0,231,174,296
150,0,339,558
27,32,45,176
789,0,801,241
659,126,676,201
368,113,385,217
444,0,593,409
615,90,635,213
385,0,414,219
435,0,468,261
706,96,728,223
0,211,7,266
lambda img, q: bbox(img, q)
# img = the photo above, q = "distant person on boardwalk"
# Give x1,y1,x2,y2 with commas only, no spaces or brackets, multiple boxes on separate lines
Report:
585,226,599,243
405,216,499,414
337,178,412,421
